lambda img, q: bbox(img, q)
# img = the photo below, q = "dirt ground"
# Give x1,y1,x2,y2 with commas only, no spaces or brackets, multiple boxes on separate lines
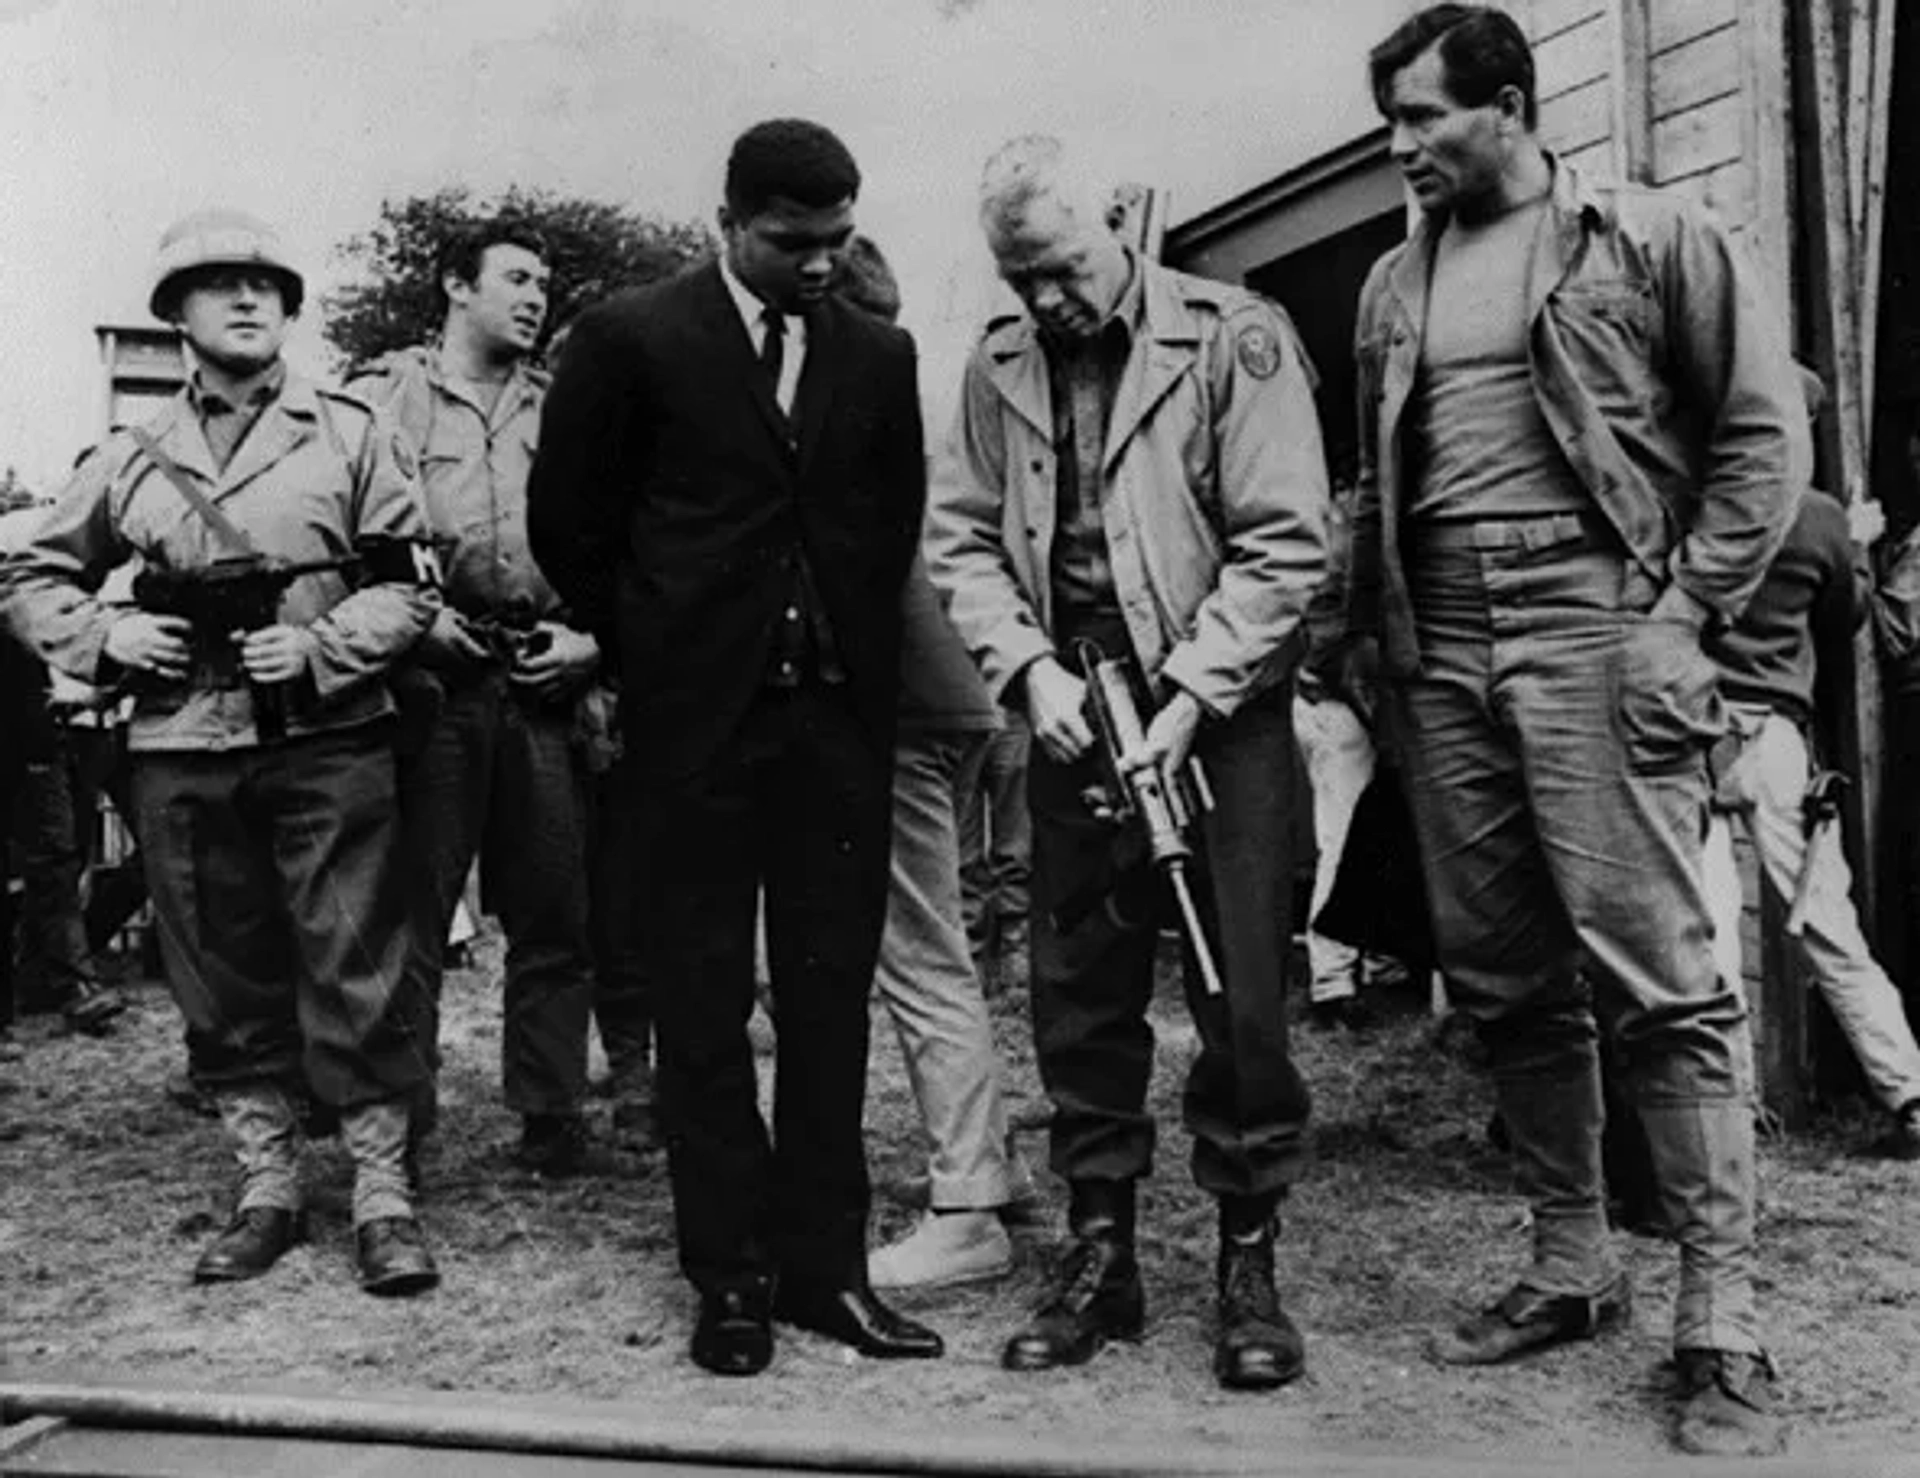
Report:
3,930,1918,1467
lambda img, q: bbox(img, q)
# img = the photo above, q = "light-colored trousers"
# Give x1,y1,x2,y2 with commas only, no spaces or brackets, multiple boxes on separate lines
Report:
874,725,1016,1208
1292,690,1377,1004
1703,704,1920,1114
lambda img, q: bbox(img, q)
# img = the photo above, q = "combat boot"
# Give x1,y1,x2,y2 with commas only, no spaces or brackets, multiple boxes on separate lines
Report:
195,1084,304,1284
192,1206,307,1283
1214,1194,1304,1390
1002,1178,1144,1370
342,1094,440,1297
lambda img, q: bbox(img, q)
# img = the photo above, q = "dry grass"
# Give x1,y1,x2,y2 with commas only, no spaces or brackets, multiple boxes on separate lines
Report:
3,930,1918,1463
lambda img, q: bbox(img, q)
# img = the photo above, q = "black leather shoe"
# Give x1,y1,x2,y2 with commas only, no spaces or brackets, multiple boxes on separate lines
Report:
1002,1235,1146,1371
1428,1273,1631,1365
356,1216,440,1297
1215,1231,1305,1390
774,1275,944,1359
691,1283,774,1376
192,1207,306,1283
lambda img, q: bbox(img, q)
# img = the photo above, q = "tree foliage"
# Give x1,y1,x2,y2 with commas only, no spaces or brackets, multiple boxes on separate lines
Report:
322,185,714,372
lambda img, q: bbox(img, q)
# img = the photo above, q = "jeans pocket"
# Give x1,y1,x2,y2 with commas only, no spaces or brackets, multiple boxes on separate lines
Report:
1616,620,1725,775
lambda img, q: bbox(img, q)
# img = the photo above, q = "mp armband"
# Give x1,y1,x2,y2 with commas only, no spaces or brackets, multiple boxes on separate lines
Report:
354,535,444,589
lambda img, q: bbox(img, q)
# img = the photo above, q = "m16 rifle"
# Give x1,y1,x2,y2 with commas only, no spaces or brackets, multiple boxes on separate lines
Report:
1074,639,1225,996
131,534,438,742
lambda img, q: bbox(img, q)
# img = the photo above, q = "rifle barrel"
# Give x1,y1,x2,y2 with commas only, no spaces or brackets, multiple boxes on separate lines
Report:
1168,863,1224,996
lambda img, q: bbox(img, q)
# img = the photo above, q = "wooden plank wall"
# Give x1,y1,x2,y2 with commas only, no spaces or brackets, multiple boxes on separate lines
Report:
1498,0,1793,293
1502,0,1621,173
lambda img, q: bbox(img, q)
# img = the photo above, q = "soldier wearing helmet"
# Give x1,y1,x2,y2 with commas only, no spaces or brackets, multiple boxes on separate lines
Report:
3,209,444,1297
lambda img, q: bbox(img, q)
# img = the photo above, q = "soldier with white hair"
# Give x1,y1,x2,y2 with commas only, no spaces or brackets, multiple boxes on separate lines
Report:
928,135,1330,1389
3,209,442,1296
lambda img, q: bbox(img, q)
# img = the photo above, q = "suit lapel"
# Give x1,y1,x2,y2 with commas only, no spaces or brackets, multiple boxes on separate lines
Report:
792,301,837,474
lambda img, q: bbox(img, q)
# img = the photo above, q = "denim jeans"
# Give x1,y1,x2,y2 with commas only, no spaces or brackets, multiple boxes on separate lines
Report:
1388,514,1760,1356
397,672,593,1116
1704,704,1920,1113
874,725,1016,1207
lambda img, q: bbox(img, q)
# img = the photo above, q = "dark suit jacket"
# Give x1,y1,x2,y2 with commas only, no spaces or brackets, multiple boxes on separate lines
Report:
528,261,926,779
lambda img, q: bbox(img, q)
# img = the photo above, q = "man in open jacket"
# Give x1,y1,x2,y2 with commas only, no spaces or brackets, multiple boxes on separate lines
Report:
1350,6,1809,1455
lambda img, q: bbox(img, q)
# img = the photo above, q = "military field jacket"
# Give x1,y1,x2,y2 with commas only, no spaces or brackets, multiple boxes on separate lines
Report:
1348,159,1810,675
349,347,562,622
3,372,436,751
926,258,1329,718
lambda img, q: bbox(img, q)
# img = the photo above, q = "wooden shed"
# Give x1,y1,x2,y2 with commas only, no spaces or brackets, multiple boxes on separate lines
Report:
1166,0,1914,1122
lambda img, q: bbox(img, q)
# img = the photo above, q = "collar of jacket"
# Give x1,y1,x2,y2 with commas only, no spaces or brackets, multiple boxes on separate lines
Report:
980,256,1205,469
416,343,546,423
140,369,330,494
1380,152,1611,337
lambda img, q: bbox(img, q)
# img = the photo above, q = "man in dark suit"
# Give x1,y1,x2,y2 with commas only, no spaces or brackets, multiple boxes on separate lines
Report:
528,118,939,1377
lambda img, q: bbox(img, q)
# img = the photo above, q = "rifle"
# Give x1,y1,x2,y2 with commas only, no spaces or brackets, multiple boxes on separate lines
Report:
1784,768,1849,938
131,534,438,743
1073,640,1225,996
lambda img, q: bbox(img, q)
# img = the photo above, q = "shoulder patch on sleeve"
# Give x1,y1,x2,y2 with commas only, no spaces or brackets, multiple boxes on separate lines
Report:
1235,321,1284,381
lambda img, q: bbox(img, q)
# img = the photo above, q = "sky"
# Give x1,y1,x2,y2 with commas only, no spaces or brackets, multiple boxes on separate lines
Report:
0,0,1415,490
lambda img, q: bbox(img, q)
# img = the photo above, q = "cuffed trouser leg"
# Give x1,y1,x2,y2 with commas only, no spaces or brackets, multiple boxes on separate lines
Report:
219,1083,303,1214
343,1096,415,1225
875,727,1013,1208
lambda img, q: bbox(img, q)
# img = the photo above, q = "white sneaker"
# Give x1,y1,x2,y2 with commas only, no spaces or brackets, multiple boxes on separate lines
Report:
868,1210,1012,1290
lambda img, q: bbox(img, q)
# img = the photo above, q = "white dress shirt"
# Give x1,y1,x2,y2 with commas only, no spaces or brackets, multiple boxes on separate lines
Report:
719,254,807,416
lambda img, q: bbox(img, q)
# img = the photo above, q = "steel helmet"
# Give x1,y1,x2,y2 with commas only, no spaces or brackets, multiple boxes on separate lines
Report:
148,208,305,321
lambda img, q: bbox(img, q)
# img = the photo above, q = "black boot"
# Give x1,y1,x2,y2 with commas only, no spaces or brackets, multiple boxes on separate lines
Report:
1214,1194,1304,1390
192,1207,307,1283
1002,1179,1144,1371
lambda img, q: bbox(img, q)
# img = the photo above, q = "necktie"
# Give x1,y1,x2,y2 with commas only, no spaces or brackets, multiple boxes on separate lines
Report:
760,307,786,409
